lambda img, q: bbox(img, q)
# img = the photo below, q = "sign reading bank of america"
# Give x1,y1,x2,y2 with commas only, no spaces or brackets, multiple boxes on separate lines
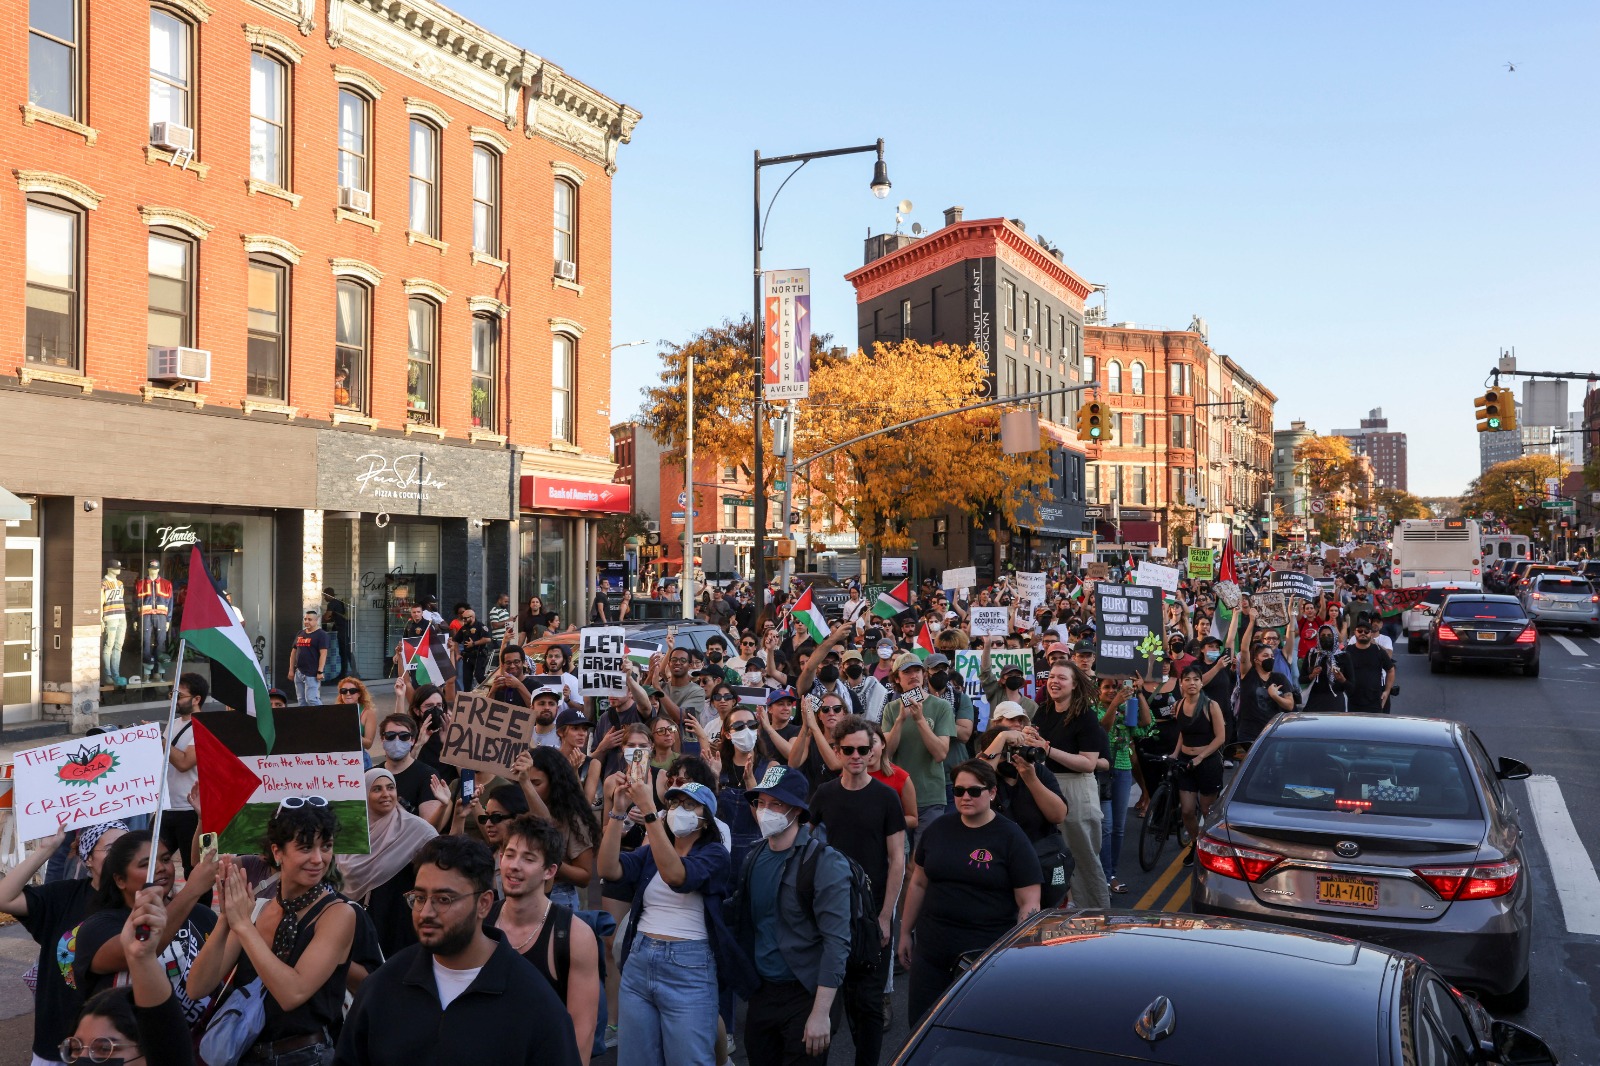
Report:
763,268,811,400
520,476,633,514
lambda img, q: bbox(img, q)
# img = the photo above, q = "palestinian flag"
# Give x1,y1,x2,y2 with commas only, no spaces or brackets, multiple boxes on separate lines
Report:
872,579,912,620
179,546,274,751
913,621,936,660
791,587,830,645
402,625,448,687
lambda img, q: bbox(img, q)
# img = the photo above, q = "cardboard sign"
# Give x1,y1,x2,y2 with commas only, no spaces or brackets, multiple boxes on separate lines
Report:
439,691,538,778
1324,548,1341,569
1308,563,1325,578
1016,572,1047,612
578,626,628,696
942,566,977,592
1093,584,1162,677
1134,561,1181,593
1352,546,1372,560
1266,571,1317,602
194,707,369,856
1187,549,1215,581
12,724,165,842
1087,561,1110,581
1251,592,1290,629
969,606,1010,639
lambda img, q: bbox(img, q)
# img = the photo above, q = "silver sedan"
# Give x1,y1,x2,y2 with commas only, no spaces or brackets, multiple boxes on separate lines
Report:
1191,713,1534,1011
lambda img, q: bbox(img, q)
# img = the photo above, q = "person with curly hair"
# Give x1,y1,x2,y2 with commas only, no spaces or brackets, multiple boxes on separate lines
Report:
512,746,601,912
335,676,380,757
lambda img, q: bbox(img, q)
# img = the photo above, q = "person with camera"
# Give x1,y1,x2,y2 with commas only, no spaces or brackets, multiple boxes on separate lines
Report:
975,702,1069,906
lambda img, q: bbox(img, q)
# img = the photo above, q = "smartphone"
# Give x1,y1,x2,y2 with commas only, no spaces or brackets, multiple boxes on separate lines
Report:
460,769,477,802
199,832,218,855
624,746,646,766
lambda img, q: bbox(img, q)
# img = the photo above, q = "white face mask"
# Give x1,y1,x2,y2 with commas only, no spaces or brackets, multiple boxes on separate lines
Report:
666,807,701,836
730,728,759,753
756,808,792,839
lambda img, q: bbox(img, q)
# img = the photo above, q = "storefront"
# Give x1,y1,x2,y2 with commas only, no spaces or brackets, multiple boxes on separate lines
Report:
519,475,631,627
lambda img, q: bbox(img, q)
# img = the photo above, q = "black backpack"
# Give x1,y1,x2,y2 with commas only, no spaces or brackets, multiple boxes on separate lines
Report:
796,837,882,973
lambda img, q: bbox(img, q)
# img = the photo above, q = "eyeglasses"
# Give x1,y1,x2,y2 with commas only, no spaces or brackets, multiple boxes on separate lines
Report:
819,705,845,714
654,728,677,736
713,692,737,701
275,795,329,815
476,812,512,826
382,731,414,742
837,744,871,756
727,721,757,732
58,1036,142,1063
402,889,479,912
338,687,361,696
740,640,756,647
951,785,991,798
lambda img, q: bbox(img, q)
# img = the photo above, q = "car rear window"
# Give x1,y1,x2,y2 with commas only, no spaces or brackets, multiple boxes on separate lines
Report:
1421,586,1474,606
1239,739,1481,819
1534,577,1592,594
1441,601,1524,619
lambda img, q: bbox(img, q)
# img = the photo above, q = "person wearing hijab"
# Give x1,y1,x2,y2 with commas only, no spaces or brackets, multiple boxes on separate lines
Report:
340,767,438,956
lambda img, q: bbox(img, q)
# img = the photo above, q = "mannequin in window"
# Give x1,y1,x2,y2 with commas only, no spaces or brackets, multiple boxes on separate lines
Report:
101,560,128,688
137,561,174,682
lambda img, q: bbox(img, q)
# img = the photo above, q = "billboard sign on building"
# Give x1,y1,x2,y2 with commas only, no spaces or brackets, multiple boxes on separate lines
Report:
763,269,811,399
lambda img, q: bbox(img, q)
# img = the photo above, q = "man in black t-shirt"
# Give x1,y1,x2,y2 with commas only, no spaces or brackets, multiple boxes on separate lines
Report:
1343,623,1394,713
453,607,494,691
379,712,447,828
809,715,906,1066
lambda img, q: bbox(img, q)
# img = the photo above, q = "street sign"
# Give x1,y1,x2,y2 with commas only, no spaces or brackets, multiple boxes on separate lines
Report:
670,510,700,524
677,491,687,507
1542,499,1575,512
1085,506,1104,518
1310,499,1325,514
722,495,754,505
774,479,789,492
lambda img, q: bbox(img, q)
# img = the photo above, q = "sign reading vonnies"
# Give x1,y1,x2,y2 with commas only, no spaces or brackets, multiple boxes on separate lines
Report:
520,477,633,514
763,268,811,399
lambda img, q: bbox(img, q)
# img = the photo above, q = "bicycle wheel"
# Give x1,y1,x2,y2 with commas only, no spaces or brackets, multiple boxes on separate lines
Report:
1138,782,1172,871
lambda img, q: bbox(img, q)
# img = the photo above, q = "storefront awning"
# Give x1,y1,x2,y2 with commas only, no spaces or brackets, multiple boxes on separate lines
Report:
0,485,29,522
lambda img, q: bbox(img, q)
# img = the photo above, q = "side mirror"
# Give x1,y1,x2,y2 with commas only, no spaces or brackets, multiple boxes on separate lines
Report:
1496,757,1532,781
1488,1020,1556,1065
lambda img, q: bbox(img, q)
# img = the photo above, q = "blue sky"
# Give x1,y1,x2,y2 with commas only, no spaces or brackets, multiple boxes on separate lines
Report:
451,0,1599,496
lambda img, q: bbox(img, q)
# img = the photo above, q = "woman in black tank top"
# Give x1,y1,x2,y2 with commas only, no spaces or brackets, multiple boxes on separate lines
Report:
1171,666,1228,860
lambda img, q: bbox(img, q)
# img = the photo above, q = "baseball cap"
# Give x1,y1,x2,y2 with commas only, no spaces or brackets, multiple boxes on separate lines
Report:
840,649,863,663
531,685,562,702
744,764,810,813
766,687,799,706
665,781,718,813
554,708,592,730
893,653,925,674
1072,639,1096,655
922,652,950,670
1045,642,1070,657
991,700,1031,723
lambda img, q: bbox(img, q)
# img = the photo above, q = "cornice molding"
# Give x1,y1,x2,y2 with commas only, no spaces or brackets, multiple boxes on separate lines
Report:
403,278,451,303
468,295,509,318
158,0,213,23
14,169,103,209
244,23,305,63
845,218,1093,307
241,233,304,263
550,160,587,186
469,126,510,154
404,97,453,128
139,205,214,239
246,0,313,34
526,61,641,175
549,316,585,337
330,257,383,285
331,63,385,99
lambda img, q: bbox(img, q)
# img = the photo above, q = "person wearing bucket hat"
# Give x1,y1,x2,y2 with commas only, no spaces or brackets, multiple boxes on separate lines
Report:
882,654,956,829
731,765,854,1064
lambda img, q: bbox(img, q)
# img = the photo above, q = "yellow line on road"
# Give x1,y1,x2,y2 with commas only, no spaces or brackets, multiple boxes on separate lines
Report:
1135,850,1187,910
1164,879,1192,913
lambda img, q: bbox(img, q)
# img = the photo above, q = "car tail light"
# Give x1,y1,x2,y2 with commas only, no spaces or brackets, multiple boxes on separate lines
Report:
1414,859,1520,901
1437,624,1459,641
1515,627,1537,644
1195,832,1284,882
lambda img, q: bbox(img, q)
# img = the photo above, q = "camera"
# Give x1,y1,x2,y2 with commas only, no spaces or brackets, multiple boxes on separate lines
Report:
1003,743,1046,764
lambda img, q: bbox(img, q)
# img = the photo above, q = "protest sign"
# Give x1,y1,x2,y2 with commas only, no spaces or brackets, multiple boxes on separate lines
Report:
12,724,165,842
1251,592,1290,629
578,626,628,696
968,606,1009,639
1087,561,1110,581
439,691,537,778
955,649,1035,731
1016,572,1047,613
1093,584,1162,677
1266,571,1317,602
1352,546,1373,560
942,566,977,592
1324,548,1341,569
1308,563,1325,578
194,707,368,855
1134,561,1181,593
1186,548,1215,581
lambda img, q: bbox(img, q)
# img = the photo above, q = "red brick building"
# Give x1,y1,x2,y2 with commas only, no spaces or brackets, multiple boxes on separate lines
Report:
0,0,638,726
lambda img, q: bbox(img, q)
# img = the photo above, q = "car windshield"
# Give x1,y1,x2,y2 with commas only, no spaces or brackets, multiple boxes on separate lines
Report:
1441,601,1524,620
1238,738,1481,819
1533,577,1591,594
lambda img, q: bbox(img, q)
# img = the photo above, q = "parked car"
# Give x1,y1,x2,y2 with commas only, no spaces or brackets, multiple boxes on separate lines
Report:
1428,593,1540,676
791,572,850,621
1520,574,1600,635
1402,581,1480,653
892,912,1555,1065
1191,713,1534,1010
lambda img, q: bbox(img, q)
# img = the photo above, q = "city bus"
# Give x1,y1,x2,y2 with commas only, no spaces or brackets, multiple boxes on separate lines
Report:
1391,518,1482,588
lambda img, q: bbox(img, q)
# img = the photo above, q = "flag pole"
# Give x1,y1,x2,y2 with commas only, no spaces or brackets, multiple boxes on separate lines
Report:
138,637,187,940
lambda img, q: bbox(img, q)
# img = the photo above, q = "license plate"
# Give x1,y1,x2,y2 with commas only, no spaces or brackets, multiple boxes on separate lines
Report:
1475,631,1498,641
1316,876,1379,909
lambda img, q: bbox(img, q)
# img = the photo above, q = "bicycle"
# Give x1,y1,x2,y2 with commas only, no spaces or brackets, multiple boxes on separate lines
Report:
1137,754,1190,872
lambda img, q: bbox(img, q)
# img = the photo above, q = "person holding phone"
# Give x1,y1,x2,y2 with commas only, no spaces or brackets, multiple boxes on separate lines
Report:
1236,640,1297,745
881,656,956,829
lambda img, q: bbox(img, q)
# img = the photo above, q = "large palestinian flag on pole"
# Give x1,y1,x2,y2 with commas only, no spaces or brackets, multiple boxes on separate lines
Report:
403,625,448,686
179,546,274,751
791,587,830,645
872,579,912,620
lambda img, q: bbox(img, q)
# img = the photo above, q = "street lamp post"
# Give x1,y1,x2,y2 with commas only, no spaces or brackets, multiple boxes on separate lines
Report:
753,139,890,606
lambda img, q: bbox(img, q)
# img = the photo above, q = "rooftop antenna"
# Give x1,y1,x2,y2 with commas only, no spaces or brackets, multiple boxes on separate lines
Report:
894,198,913,234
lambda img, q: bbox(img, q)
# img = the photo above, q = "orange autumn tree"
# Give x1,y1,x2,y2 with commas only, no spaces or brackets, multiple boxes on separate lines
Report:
799,341,1055,571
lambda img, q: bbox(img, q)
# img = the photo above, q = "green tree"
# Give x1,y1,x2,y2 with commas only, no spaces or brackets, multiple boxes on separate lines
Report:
1374,488,1431,521
1460,455,1562,533
597,510,650,559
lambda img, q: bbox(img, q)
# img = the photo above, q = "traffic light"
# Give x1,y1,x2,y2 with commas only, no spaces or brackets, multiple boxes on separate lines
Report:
1475,387,1516,433
1496,387,1517,431
1077,401,1112,443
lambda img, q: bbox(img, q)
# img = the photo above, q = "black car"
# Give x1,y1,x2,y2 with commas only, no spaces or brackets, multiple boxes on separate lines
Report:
893,912,1556,1065
1428,594,1539,677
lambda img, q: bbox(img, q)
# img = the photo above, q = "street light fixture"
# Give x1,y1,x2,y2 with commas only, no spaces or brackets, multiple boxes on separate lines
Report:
751,137,888,602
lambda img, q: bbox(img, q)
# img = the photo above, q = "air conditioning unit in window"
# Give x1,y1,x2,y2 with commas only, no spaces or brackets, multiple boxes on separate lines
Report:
340,186,372,215
1021,327,1034,344
554,259,578,281
150,122,194,153
148,347,211,383
644,519,660,533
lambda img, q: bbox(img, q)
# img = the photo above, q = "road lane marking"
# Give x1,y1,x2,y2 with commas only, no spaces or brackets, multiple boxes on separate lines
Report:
1549,635,1589,657
1135,850,1188,910
1164,879,1192,912
1524,775,1600,936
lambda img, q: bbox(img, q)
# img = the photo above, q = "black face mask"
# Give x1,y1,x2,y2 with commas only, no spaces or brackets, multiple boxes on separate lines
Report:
818,664,840,684
845,663,863,680
1319,634,1336,651
1004,675,1025,691
706,651,723,663
929,670,950,691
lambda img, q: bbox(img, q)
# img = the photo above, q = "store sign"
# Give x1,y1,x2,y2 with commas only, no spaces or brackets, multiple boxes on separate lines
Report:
353,453,448,502
317,432,512,519
156,524,201,550
521,477,632,514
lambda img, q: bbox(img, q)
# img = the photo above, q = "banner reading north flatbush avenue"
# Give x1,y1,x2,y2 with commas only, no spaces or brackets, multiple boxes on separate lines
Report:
762,268,811,399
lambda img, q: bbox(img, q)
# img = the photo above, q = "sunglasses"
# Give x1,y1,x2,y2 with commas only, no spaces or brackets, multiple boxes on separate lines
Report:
713,692,736,701
951,785,991,799
338,687,361,696
477,812,512,826
819,705,845,714
727,721,757,732
382,731,414,742
276,795,329,814
837,744,871,756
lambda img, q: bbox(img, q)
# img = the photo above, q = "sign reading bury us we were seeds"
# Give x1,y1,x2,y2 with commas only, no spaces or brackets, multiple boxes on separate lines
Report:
578,626,627,696
12,724,165,842
1093,584,1162,677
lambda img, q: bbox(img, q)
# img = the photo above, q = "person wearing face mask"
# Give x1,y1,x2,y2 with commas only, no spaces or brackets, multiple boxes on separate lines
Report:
979,638,1037,717
1302,625,1350,714
1235,641,1297,744
702,636,742,686
837,649,887,724
922,653,975,806
378,712,451,830
870,638,898,683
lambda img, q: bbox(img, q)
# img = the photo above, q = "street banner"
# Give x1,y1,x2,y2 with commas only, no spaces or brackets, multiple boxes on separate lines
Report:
194,707,369,856
1186,549,1215,581
942,567,976,592
1016,572,1047,613
762,268,811,399
439,692,536,779
1093,584,1162,677
1266,571,1317,602
1251,592,1290,629
12,724,165,842
1134,561,1181,594
578,626,628,696
968,607,1009,639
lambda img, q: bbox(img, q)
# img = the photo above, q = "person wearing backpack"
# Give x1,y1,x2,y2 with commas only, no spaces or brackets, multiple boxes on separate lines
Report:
730,766,854,1065
808,715,906,1065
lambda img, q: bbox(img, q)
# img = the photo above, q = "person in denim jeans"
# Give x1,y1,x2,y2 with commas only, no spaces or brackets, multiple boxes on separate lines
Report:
599,770,751,1066
287,609,328,705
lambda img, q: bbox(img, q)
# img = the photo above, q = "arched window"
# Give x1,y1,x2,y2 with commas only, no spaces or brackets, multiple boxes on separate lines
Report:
552,333,576,442
1107,360,1122,394
1130,361,1145,395
334,279,369,411
406,297,437,423
147,227,194,357
554,178,577,271
25,195,84,370
337,89,370,194
472,146,499,255
471,313,498,430
149,8,194,138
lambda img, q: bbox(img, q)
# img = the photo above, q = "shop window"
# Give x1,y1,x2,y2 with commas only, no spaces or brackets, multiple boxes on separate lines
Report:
407,296,437,424
334,279,368,411
337,89,370,194
149,8,192,141
25,197,82,371
247,256,288,399
471,313,498,430
1130,361,1145,395
554,178,577,272
30,0,79,119
249,52,288,188
552,333,576,442
472,145,499,255
147,229,194,358
409,118,439,237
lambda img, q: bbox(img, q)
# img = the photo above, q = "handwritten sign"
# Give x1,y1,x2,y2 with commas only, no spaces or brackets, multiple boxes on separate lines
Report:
969,606,1010,639
954,648,1035,731
1087,561,1110,581
12,724,165,842
1135,561,1181,594
1093,584,1162,677
1186,549,1215,581
942,566,977,592
578,626,627,696
1016,572,1047,613
439,691,537,777
1251,592,1290,629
